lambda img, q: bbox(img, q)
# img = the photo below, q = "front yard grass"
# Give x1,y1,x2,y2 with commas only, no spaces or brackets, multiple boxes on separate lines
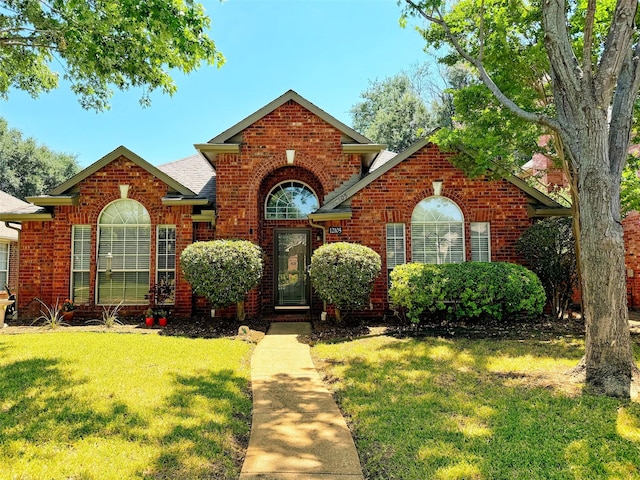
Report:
0,332,252,479
313,334,640,480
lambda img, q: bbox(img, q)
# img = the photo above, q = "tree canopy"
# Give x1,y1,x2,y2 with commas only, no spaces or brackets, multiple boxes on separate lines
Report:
350,73,435,152
0,0,224,110
0,117,79,200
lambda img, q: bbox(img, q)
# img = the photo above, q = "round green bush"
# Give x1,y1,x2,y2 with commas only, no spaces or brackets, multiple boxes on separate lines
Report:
389,262,545,323
180,240,263,314
309,242,381,319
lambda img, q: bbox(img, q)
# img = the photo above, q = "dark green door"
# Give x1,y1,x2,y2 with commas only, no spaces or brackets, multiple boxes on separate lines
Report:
275,230,310,307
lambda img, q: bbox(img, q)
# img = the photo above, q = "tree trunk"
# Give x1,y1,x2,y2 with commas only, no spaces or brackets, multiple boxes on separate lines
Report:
237,300,246,322
569,125,634,398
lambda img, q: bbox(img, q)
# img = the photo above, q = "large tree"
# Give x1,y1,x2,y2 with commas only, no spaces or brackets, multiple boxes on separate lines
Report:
0,117,78,199
402,0,639,398
0,0,224,110
350,73,435,152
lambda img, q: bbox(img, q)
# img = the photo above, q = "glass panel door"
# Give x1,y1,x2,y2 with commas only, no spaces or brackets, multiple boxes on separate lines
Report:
275,230,310,306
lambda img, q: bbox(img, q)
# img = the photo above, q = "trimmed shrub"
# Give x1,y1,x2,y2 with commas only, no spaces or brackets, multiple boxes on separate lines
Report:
516,217,578,319
309,242,381,321
389,262,545,323
180,240,263,321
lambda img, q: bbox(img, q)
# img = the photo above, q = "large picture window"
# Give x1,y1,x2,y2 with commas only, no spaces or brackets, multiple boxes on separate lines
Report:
411,197,464,264
97,199,150,304
265,181,319,219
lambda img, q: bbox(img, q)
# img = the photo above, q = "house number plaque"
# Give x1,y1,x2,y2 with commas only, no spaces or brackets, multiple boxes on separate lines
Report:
329,227,343,234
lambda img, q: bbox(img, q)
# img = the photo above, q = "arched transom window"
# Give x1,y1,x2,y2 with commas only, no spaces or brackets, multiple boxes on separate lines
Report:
411,196,465,264
97,199,151,304
265,181,319,219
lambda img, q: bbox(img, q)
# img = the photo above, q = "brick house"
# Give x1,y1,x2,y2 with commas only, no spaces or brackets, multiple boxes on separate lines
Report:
0,90,567,320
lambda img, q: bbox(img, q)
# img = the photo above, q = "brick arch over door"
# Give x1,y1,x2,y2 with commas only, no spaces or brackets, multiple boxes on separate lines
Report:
256,166,325,314
246,152,334,221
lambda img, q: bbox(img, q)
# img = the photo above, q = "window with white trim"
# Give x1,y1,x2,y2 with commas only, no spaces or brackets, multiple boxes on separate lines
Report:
471,222,491,262
97,199,150,304
157,225,176,304
265,181,319,219
71,225,91,304
0,242,9,287
386,223,406,289
411,196,465,264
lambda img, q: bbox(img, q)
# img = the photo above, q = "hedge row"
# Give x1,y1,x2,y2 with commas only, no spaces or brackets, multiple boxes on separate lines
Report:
389,262,545,323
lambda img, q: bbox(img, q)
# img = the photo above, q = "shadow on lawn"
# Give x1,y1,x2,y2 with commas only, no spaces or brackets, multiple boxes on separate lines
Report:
148,368,252,479
0,358,148,447
321,336,640,480
0,357,251,479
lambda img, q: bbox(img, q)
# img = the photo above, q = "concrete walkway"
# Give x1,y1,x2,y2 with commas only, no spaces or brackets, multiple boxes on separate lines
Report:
239,322,364,480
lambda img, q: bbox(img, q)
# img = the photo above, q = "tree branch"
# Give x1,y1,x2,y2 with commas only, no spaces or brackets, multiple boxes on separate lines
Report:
403,0,562,132
609,40,640,177
596,0,638,101
582,0,596,80
540,0,582,102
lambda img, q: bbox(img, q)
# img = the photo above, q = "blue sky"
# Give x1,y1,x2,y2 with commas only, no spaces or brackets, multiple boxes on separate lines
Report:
0,0,432,168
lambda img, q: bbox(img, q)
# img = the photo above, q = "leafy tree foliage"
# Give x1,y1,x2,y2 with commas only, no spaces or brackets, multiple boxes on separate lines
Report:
0,0,224,110
389,262,545,323
309,242,381,322
180,240,263,321
0,117,78,199
401,0,639,397
516,218,578,319
350,73,434,152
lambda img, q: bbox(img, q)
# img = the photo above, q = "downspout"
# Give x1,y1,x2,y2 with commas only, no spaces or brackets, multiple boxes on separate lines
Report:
308,217,327,320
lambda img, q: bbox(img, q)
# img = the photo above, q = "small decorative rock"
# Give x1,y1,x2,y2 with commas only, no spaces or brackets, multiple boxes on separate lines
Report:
238,325,250,337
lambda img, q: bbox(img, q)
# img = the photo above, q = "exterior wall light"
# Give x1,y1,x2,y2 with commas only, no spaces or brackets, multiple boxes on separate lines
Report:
106,252,113,278
286,149,295,165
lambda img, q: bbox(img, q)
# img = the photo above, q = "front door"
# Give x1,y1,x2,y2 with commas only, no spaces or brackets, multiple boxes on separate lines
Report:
274,229,311,307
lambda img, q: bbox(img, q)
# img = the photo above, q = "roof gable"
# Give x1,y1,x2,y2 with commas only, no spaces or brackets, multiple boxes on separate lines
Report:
49,146,195,197
205,90,373,145
316,137,567,215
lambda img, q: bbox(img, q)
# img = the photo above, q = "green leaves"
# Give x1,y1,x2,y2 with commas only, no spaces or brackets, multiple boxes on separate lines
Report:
0,0,224,110
389,262,545,323
180,240,263,311
309,242,382,317
0,117,79,199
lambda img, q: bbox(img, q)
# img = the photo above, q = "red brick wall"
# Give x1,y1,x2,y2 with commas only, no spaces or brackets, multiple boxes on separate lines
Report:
623,211,640,307
322,143,534,313
7,240,18,291
214,100,362,317
18,156,194,320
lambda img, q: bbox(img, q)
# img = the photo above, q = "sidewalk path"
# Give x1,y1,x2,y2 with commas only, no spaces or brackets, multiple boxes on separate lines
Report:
239,322,364,480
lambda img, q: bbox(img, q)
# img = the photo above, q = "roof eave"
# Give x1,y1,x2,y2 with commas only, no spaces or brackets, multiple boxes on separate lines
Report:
26,194,80,206
193,143,241,168
0,213,54,221
308,211,353,221
162,196,211,206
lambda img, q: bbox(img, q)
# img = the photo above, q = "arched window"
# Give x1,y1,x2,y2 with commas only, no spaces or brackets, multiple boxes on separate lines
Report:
411,196,464,264
265,181,319,219
97,199,151,304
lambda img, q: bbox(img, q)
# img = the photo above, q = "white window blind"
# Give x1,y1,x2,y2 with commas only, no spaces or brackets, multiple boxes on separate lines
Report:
71,225,91,304
471,222,491,262
386,223,406,296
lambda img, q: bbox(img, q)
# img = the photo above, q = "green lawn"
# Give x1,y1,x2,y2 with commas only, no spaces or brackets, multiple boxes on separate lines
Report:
313,335,640,480
0,333,253,479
